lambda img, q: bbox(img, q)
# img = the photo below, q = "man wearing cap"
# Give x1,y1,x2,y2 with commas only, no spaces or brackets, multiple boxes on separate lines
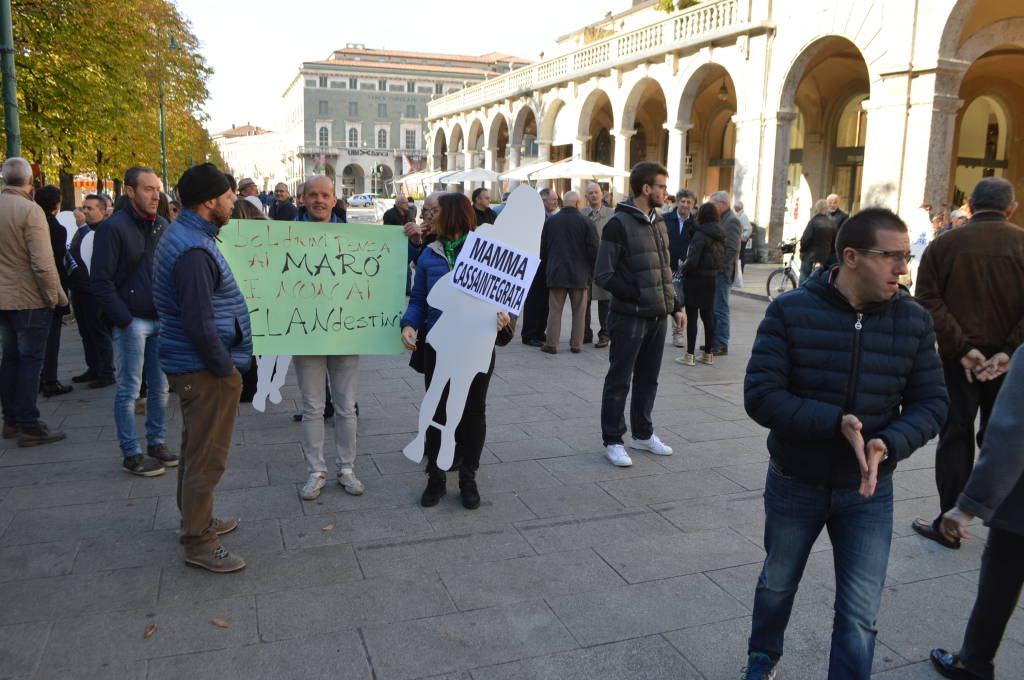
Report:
153,163,252,573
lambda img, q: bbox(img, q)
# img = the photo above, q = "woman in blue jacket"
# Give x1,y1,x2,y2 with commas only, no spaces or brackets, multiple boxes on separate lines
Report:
400,193,514,509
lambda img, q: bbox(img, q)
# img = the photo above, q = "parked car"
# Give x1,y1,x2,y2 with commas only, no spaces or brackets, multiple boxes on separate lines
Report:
348,193,378,207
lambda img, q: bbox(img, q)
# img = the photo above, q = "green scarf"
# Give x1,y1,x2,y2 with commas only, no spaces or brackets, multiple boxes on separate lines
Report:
441,233,468,269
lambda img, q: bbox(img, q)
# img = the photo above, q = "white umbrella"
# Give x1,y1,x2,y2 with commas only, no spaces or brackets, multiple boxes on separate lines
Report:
529,157,630,180
498,159,555,181
437,168,501,184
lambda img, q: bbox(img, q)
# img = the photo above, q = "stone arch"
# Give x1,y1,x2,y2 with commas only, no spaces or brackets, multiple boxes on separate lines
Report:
510,102,540,147
486,111,510,149
577,87,615,166
340,163,364,196
675,62,737,126
957,17,1024,71
577,87,616,137
467,118,486,151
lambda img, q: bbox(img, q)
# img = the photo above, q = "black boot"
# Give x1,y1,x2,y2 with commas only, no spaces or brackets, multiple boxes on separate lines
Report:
459,468,480,510
420,469,446,507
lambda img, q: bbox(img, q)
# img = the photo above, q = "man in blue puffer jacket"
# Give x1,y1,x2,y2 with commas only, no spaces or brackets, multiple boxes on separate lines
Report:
739,208,948,680
153,163,252,574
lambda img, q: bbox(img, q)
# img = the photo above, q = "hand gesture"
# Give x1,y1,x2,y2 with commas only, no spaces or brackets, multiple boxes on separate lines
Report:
940,507,974,543
401,325,417,351
960,348,987,383
496,311,510,330
404,221,423,242
860,438,888,498
975,352,1011,382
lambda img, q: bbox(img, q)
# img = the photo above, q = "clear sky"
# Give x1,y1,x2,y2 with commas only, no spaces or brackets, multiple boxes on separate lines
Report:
173,0,613,134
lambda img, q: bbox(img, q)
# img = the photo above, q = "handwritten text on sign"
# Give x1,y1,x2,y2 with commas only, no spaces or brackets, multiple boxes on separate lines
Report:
449,232,540,316
220,219,407,355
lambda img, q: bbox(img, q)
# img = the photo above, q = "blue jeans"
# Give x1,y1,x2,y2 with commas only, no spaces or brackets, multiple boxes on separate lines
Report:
712,272,730,348
0,308,51,425
113,318,167,455
749,464,893,680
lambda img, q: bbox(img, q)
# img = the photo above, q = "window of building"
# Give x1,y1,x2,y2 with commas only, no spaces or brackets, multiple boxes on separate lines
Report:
435,83,443,94
318,101,328,116
378,79,387,91
348,101,358,116
318,75,327,88
378,103,387,118
348,77,357,89
406,81,415,93
377,129,387,149
405,104,416,118
348,128,358,146
405,129,416,149
318,126,329,146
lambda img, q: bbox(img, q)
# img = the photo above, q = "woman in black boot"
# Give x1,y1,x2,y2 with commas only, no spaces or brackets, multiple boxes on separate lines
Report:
400,193,514,509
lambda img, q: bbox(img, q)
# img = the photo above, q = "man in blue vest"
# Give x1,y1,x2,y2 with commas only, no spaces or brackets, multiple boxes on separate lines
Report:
153,163,253,573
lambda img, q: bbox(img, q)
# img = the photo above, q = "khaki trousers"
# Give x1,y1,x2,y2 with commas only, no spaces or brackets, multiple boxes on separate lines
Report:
168,368,242,556
545,288,588,350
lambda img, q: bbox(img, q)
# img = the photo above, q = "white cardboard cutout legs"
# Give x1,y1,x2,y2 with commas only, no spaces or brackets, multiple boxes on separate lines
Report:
403,185,546,470
252,354,292,413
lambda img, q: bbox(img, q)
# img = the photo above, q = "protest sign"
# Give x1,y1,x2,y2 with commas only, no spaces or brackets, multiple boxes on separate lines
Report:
448,231,540,316
220,219,407,355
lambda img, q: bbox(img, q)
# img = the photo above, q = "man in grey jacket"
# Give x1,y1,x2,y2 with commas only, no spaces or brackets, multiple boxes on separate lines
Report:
709,190,741,355
930,349,1024,680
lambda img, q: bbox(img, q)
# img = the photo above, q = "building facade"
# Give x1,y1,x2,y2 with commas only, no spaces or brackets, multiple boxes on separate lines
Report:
277,45,531,197
425,0,1023,243
213,124,286,192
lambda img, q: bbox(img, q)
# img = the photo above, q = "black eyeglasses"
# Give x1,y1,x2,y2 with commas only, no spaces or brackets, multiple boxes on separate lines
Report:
856,248,914,264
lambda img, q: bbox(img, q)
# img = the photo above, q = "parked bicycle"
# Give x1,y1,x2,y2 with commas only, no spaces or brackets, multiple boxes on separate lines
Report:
766,239,799,301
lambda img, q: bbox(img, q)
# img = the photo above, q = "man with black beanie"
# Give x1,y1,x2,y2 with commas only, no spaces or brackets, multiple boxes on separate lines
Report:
153,162,252,573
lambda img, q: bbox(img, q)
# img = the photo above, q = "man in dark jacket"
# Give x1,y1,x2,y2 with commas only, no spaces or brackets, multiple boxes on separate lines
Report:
740,208,948,680
799,199,838,283
931,349,1024,680
540,191,599,354
594,162,683,467
709,190,741,355
91,166,177,477
827,193,849,229
472,187,497,226
382,194,412,227
68,194,115,388
268,182,297,221
912,176,1023,550
34,186,73,397
664,188,696,348
154,163,250,573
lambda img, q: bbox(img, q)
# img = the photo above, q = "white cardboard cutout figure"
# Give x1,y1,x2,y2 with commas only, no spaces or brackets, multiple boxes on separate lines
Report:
403,185,545,470
80,230,95,273
56,211,77,246
252,354,292,413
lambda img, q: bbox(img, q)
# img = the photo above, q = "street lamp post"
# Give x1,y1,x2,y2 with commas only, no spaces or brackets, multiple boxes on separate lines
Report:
0,0,21,157
159,37,179,184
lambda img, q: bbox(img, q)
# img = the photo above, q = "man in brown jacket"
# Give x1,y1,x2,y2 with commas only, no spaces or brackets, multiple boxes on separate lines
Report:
912,176,1023,549
0,157,68,446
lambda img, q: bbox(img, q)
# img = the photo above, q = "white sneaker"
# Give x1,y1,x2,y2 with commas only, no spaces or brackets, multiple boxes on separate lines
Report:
300,472,326,500
672,332,685,348
605,444,633,467
337,469,364,496
630,433,673,456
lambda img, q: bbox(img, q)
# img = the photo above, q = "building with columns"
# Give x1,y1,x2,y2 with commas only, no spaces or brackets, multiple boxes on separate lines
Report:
425,0,1023,244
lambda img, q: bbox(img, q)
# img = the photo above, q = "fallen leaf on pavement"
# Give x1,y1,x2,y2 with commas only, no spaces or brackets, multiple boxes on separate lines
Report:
322,524,334,531
144,624,156,639
211,619,230,628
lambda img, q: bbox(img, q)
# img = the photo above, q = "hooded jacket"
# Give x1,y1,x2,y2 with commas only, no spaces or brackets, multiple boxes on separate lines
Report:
594,201,678,318
744,267,948,488
681,220,725,278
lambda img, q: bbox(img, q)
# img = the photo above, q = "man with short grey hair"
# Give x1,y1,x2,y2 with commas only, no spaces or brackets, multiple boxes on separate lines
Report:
827,193,849,229
0,157,68,446
583,182,614,347
268,182,297,221
735,199,753,272
709,190,741,355
913,176,1024,550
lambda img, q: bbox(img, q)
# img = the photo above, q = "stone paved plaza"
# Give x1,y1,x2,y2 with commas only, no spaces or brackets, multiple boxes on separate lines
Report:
2,291,1022,680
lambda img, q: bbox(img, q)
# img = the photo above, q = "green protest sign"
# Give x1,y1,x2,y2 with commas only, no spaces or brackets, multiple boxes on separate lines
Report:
219,219,407,355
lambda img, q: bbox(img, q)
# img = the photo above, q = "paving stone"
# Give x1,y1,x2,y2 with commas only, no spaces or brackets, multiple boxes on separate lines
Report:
0,477,132,510
538,452,669,484
42,594,257,669
473,460,562,493
515,509,682,553
0,433,110,467
355,527,535,578
0,621,50,677
257,575,455,641
146,632,370,680
594,527,765,583
72,519,284,573
652,491,764,532
663,419,763,443
16,660,148,680
471,635,701,680
0,496,158,546
280,505,432,549
361,601,578,680
885,534,986,585
486,437,577,463
546,572,748,646
152,484,303,529
297,471,425,515
0,540,78,582
128,460,270,498
664,602,906,679
597,468,746,506
0,566,157,625
0,459,133,488
713,462,770,491
440,548,625,611
421,490,536,532
893,467,941,501
648,437,767,473
515,483,624,518
158,543,362,604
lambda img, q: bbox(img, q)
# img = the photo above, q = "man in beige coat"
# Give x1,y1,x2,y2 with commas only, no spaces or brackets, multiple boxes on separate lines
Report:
583,182,614,348
0,157,68,446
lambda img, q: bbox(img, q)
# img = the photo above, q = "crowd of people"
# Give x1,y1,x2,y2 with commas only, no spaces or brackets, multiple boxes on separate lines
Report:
1,153,1022,679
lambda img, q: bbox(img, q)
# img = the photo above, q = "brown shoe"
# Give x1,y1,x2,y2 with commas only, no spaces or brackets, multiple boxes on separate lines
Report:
185,546,246,573
17,422,66,447
912,517,961,549
594,338,609,348
540,345,557,354
211,516,240,535
134,398,147,415
570,347,581,354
